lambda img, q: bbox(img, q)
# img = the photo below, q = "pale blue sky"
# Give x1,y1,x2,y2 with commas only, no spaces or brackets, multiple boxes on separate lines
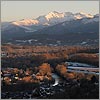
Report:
1,1,99,22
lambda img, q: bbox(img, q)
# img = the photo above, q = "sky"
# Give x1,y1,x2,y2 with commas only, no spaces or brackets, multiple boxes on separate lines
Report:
1,1,99,22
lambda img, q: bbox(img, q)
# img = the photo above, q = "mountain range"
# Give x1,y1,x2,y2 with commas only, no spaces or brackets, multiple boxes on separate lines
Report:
1,11,99,46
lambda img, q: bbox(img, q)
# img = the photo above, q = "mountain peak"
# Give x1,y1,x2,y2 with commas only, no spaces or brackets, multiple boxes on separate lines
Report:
45,11,64,21
79,11,86,15
74,12,94,19
12,19,39,26
2,11,97,30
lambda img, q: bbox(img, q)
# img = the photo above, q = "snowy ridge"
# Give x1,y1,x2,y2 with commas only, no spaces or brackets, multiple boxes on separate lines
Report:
12,11,95,27
2,11,99,32
74,12,93,19
12,19,39,26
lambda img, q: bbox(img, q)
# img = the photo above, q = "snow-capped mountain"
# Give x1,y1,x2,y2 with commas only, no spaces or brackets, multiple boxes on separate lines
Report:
1,11,94,29
1,11,99,45
1,11,99,33
2,11,96,32
74,12,93,19
12,11,94,26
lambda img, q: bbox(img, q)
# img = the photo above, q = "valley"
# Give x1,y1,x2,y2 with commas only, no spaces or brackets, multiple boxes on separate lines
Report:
1,10,99,99
1,45,99,99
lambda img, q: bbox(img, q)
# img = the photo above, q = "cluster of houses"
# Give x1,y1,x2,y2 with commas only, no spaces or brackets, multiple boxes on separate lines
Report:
1,67,52,86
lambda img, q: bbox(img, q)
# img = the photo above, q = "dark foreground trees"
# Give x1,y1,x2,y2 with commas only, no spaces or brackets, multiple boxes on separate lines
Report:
48,77,99,99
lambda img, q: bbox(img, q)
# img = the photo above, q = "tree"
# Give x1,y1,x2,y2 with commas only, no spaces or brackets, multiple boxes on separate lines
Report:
38,63,51,75
56,64,67,76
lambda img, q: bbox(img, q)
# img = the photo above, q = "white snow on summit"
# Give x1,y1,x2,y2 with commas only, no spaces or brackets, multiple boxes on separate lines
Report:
2,11,98,32
12,19,39,26
12,11,95,27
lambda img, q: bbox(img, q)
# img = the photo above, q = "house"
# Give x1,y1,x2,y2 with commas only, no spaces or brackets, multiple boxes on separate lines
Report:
1,51,8,57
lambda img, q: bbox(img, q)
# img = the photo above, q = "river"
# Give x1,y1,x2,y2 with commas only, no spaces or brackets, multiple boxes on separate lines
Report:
52,73,60,86
52,62,99,86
